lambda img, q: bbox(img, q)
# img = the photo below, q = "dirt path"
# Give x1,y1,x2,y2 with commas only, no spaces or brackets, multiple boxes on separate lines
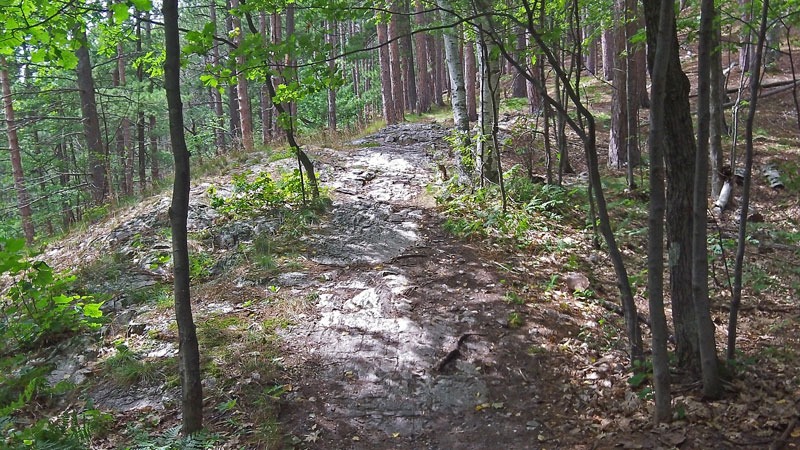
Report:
276,123,564,449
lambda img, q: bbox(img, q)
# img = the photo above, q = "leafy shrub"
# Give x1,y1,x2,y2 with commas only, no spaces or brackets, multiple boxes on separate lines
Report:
189,252,214,281
0,238,104,355
207,169,309,218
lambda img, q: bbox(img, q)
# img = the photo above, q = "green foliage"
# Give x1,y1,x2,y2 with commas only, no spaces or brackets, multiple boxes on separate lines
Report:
103,342,169,387
208,169,312,218
1,404,113,449
124,425,222,450
189,252,214,281
0,239,104,354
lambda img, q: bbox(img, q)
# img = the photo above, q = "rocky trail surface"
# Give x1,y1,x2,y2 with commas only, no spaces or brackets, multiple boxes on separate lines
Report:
38,122,690,449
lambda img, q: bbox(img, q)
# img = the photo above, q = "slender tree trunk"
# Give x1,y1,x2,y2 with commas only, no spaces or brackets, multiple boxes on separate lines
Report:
644,0,674,423
438,0,469,133
1,59,35,244
431,33,444,106
118,43,134,196
136,19,146,191
388,7,405,121
729,0,769,363
477,29,501,183
398,1,417,114
464,38,478,121
377,23,396,124
75,30,107,204
212,3,227,150
602,27,614,80
692,0,722,399
226,6,242,144
327,21,337,131
150,115,159,181
512,28,527,98
525,33,541,114
644,0,700,375
710,20,725,198
586,21,598,74
163,0,203,434
414,4,431,113
231,0,254,151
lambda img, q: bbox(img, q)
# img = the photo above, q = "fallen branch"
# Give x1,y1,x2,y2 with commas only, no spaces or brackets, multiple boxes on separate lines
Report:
433,332,483,372
770,413,799,450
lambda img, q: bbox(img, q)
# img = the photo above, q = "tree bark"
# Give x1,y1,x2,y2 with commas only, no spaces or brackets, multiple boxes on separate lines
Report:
231,0,254,151
388,7,405,121
729,0,769,363
643,0,700,375
75,30,107,204
464,38,478,121
431,33,445,106
693,0,722,399
118,43,134,196
149,115,159,181
438,0,469,133
327,21,337,131
136,19,147,191
398,1,417,114
212,3,227,151
377,23,396,124
512,28,528,98
644,0,674,423
1,59,35,244
601,27,614,80
477,29,501,183
710,20,725,198
163,0,203,434
413,4,431,113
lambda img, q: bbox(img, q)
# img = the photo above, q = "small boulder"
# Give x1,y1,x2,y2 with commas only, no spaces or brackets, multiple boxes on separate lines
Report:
565,272,590,292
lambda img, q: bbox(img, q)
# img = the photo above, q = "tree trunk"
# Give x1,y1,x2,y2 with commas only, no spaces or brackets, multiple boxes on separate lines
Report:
414,4,431,113
477,29,501,183
710,20,725,199
525,33,541,114
212,3,227,151
75,30,107,204
398,1,417,114
118,43,134,196
643,0,700,376
1,59,35,244
231,0,254,151
431,33,444,106
226,6,242,144
586,22,598,74
438,0,469,133
644,0,675,423
464,38,478,121
693,0,722,399
327,21,337,131
163,0,203,434
377,23,396,124
388,7,405,121
512,28,528,98
150,115,159,181
729,0,769,363
602,27,615,80
136,19,147,191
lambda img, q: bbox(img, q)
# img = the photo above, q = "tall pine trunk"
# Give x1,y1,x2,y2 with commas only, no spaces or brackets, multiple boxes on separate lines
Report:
388,7,405,121
231,0,254,151
75,30,107,204
1,59,35,244
377,23,396,124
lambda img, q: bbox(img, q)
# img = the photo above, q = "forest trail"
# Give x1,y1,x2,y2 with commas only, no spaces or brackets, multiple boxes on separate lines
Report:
277,123,564,449
40,121,635,448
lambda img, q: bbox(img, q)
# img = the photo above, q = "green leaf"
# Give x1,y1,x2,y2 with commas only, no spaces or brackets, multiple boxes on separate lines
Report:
130,0,152,11
3,238,26,254
111,3,130,24
82,302,104,319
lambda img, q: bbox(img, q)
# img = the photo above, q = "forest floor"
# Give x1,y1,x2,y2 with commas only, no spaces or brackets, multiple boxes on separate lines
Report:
31,109,800,449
